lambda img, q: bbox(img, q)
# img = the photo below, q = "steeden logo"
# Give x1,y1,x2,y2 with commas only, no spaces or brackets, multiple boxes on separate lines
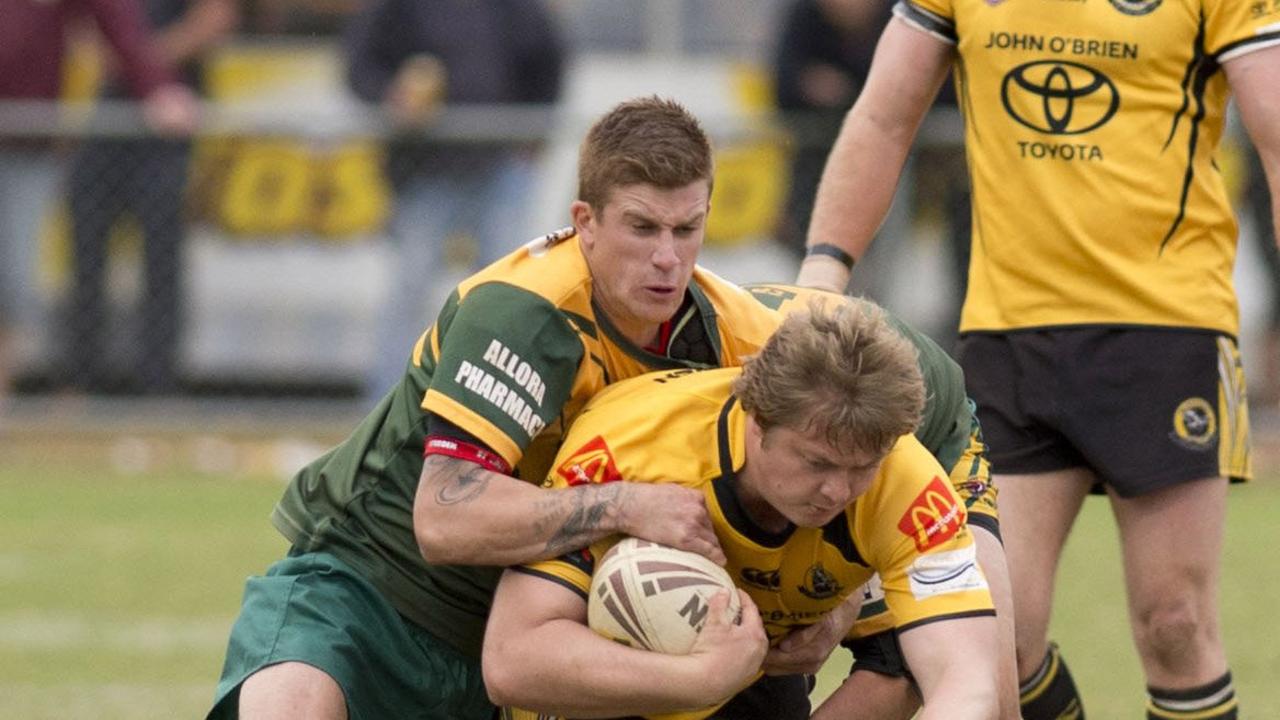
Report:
897,476,966,552
556,435,623,485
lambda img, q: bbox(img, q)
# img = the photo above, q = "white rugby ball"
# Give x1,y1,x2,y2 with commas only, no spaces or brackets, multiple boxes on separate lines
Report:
587,537,740,655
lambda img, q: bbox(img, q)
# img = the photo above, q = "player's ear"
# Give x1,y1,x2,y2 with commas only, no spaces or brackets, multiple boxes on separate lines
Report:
570,200,595,242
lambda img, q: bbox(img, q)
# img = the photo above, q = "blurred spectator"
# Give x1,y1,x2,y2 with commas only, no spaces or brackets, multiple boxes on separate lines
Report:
64,0,237,395
772,0,892,260
1245,146,1280,407
344,0,564,404
0,0,197,405
773,0,970,347
239,0,357,36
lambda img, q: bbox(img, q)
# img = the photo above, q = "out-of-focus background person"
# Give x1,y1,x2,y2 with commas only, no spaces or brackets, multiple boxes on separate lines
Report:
0,0,197,408
772,0,890,262
343,0,564,405
63,0,237,396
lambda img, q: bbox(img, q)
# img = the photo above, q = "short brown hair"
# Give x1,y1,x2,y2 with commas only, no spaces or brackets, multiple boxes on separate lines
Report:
733,298,924,458
577,96,714,210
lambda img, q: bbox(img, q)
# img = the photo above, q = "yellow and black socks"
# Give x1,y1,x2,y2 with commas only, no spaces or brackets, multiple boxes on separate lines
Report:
1147,671,1237,720
1019,642,1084,720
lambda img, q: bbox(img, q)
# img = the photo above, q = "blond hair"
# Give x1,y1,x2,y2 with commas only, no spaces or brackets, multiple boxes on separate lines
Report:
733,298,924,457
577,96,713,211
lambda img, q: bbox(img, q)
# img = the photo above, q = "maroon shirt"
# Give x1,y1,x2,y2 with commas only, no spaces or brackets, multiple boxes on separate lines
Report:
0,0,173,100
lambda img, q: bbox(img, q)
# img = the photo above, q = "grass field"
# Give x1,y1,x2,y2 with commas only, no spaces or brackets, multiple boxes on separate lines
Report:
2,430,1278,719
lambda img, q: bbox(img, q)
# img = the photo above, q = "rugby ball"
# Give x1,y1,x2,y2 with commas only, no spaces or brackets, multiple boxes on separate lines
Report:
587,537,740,654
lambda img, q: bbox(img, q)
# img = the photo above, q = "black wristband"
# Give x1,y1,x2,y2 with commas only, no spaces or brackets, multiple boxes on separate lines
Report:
806,243,856,270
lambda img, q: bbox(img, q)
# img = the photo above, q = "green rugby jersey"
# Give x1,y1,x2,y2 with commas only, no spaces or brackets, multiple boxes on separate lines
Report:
270,228,781,659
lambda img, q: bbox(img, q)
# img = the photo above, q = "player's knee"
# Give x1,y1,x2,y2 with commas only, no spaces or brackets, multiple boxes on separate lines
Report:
1137,600,1207,670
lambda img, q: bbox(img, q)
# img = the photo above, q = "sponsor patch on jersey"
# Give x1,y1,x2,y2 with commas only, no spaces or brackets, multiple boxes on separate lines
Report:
854,573,887,620
1002,60,1119,136
1170,397,1216,451
897,476,966,552
1108,0,1161,15
556,435,623,486
740,566,781,591
907,546,988,600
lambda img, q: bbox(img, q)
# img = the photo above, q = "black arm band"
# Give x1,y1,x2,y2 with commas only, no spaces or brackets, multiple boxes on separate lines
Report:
806,243,856,270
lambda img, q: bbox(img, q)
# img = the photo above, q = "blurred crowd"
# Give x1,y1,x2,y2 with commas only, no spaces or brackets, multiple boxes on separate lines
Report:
1,0,1276,408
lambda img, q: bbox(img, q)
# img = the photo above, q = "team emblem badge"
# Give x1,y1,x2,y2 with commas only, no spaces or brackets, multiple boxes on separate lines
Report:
798,563,843,599
1108,0,1161,15
1170,397,1216,450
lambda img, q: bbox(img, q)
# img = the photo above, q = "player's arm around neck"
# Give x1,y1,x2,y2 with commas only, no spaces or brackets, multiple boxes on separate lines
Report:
482,569,766,717
899,614,1001,719
1226,43,1280,251
797,17,955,292
415,455,725,565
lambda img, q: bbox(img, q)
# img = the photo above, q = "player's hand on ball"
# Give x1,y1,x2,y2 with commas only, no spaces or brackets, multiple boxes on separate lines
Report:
762,592,862,675
689,589,768,699
620,484,726,565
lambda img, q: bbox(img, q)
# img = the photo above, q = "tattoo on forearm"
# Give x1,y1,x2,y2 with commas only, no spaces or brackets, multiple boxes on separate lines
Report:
429,457,491,506
544,483,624,557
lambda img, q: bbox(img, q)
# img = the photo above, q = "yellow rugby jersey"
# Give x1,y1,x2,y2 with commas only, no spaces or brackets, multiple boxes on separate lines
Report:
897,0,1280,335
519,368,993,719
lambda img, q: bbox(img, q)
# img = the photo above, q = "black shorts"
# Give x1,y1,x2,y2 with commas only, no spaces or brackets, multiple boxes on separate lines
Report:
709,673,811,720
955,328,1252,497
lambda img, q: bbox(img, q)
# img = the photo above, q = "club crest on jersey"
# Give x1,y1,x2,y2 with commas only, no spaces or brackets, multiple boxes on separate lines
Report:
1170,397,1216,450
798,563,843,599
898,477,966,552
1109,0,1161,15
556,435,623,485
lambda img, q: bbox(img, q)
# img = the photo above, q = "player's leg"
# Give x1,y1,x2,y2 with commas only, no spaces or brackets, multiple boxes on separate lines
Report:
208,550,492,720
1059,328,1250,719
238,662,347,719
997,468,1091,719
1109,478,1237,719
956,332,1092,719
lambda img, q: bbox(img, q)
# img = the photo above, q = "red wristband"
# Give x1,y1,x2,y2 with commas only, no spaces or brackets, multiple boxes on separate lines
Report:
424,435,512,475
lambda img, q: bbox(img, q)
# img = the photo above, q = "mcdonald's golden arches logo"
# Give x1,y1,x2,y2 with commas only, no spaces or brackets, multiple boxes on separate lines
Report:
556,436,623,486
897,476,966,552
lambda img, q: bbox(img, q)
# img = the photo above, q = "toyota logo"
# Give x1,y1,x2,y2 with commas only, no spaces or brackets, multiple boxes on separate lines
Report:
1001,60,1119,135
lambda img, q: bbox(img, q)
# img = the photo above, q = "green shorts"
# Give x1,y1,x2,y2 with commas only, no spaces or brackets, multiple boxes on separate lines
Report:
207,550,493,720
